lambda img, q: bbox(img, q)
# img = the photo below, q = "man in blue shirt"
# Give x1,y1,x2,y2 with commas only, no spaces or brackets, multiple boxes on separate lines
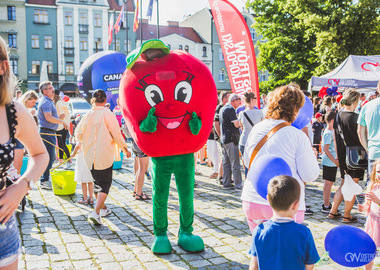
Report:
358,81,380,180
219,93,242,190
37,81,68,189
249,175,320,270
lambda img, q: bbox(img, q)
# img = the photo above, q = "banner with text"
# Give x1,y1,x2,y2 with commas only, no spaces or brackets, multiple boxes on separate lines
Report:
209,0,260,108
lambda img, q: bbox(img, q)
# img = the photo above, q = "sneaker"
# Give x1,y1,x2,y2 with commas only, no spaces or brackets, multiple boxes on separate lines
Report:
89,211,102,225
305,208,314,215
321,203,332,213
306,205,311,209
99,207,112,217
223,185,235,190
40,182,52,190
235,186,243,191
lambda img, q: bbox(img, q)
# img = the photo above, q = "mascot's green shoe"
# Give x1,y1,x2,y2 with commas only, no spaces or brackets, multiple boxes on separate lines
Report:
178,231,204,253
151,235,172,254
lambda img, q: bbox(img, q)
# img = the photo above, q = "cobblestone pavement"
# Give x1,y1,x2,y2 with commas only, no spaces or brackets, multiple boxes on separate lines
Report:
16,157,380,269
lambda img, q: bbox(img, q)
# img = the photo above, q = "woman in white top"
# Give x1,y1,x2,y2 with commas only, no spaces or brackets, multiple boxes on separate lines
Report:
241,84,320,233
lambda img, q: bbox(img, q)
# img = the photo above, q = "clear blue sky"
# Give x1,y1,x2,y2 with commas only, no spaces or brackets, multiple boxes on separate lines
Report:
138,0,247,25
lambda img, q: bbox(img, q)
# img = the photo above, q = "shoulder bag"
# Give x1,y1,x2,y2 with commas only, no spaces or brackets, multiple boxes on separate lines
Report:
335,112,368,170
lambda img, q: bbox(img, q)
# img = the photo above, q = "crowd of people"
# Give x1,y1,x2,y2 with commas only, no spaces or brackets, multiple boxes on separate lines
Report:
0,33,380,269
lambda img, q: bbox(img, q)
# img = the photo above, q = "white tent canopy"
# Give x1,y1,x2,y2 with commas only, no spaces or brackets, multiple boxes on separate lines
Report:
309,55,380,92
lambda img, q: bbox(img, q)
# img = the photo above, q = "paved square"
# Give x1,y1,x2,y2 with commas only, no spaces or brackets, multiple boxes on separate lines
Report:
16,158,379,269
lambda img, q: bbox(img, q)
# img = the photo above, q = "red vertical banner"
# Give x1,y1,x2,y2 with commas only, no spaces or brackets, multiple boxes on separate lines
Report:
209,0,260,108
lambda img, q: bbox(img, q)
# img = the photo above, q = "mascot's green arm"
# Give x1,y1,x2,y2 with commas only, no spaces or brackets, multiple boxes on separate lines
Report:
140,107,157,133
189,112,202,135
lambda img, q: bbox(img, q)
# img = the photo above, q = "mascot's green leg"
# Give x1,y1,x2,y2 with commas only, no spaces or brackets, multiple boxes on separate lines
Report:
174,154,204,253
151,156,173,254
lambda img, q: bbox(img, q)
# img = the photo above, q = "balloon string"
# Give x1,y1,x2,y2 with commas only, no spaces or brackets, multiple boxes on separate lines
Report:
316,252,329,265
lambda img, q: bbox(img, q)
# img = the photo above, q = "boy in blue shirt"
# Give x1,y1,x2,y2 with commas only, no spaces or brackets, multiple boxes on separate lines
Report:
249,175,320,270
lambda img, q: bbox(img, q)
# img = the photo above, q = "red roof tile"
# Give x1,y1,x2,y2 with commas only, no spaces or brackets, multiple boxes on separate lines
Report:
27,0,56,5
108,0,135,12
136,23,205,43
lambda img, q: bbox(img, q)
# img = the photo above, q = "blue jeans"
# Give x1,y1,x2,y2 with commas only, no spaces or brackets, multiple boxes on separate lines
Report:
239,145,248,178
0,215,21,263
40,130,56,183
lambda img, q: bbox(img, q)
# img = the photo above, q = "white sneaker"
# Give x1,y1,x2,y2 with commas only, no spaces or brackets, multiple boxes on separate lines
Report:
88,211,102,225
99,207,112,217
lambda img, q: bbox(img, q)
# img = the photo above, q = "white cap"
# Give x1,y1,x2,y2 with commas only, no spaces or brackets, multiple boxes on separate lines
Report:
367,92,376,98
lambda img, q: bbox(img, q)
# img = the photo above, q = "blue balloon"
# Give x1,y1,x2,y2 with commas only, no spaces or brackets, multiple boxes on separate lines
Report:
77,51,126,110
292,95,313,129
325,225,376,267
248,154,292,199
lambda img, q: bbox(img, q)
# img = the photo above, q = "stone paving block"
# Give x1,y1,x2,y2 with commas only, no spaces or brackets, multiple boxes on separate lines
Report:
180,253,205,261
26,259,50,269
213,245,236,254
50,261,74,269
209,257,229,264
50,252,69,262
188,259,212,268
143,261,170,270
94,252,115,263
99,262,122,270
119,260,143,269
71,259,96,269
69,251,92,260
134,252,160,263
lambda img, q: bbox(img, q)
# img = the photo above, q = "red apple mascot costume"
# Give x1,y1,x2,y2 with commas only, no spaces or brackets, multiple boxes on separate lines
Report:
119,40,217,253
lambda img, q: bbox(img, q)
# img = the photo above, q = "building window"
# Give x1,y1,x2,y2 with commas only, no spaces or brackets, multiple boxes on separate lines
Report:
202,46,207,57
9,59,18,75
8,34,16,48
64,11,72,25
34,10,48,24
94,13,101,27
31,35,39,48
32,60,40,74
218,48,224,61
44,35,52,49
124,40,131,53
7,6,16,21
46,61,53,74
185,45,189,52
115,39,120,51
80,38,88,51
94,38,102,52
260,73,266,82
79,12,88,25
65,37,73,48
66,62,74,75
250,28,255,41
178,45,183,50
219,69,225,82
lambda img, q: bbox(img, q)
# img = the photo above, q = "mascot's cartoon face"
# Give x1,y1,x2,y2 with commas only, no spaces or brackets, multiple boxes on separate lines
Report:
119,50,217,157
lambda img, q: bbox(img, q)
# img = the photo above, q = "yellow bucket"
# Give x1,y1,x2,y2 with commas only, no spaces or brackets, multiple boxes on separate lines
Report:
51,170,76,196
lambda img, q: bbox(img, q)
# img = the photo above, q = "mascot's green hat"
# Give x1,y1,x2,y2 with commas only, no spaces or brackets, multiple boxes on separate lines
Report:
126,39,170,70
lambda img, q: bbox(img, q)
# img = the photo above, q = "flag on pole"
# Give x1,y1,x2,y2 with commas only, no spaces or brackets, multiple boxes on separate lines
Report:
133,0,139,32
108,14,114,45
114,5,125,34
146,0,154,21
209,0,260,108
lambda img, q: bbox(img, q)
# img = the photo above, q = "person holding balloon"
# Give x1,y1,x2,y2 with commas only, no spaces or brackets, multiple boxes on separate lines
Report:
241,84,320,232
358,159,380,270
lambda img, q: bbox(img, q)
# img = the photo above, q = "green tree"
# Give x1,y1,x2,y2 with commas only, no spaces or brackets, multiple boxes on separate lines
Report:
248,0,380,92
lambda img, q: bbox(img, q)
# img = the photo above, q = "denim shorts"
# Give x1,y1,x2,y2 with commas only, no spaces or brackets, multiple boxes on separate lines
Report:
15,139,24,150
0,214,21,266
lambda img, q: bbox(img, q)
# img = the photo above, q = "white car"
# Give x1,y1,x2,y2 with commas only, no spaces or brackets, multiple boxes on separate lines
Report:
68,98,92,120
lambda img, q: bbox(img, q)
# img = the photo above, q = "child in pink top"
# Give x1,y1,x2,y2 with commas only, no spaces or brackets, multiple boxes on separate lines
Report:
358,159,380,270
